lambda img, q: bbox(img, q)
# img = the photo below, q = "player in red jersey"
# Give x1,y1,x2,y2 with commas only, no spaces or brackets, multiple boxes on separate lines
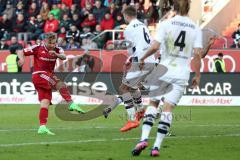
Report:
18,32,85,135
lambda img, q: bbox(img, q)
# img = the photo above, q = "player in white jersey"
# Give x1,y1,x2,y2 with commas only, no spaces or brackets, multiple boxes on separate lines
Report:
103,6,156,132
132,0,202,156
122,6,155,91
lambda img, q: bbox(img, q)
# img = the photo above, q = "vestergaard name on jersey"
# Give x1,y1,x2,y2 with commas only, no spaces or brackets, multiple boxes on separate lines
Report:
172,21,195,29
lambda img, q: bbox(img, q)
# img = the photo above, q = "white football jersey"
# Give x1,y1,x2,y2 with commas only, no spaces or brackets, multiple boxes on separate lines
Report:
156,15,202,81
124,19,155,63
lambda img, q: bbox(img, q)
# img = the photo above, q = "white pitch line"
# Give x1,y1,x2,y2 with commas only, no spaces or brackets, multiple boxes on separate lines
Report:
1,124,240,132
1,133,240,148
112,133,240,141
179,124,240,127
0,126,120,132
0,139,106,147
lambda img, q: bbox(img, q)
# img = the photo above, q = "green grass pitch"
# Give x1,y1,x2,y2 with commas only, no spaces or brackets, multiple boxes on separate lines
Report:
0,105,240,160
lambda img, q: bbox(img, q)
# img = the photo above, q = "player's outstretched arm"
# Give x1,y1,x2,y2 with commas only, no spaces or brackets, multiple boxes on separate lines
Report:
191,48,202,88
139,40,160,69
201,36,217,58
56,52,66,60
49,50,66,60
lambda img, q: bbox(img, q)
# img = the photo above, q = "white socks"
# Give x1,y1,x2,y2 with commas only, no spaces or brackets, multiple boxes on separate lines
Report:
140,106,158,141
131,89,144,112
122,93,136,121
153,112,173,149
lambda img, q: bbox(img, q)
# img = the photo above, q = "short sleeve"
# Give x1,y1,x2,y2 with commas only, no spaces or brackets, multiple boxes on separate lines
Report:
193,27,203,48
23,45,39,56
155,21,166,43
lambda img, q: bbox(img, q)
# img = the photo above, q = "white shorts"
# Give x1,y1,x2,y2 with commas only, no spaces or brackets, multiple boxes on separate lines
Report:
150,81,186,106
144,65,187,106
122,62,155,89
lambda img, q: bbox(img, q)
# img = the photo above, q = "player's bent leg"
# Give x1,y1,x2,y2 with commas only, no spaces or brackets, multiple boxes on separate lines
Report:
119,84,139,132
132,100,158,156
55,81,72,103
151,101,174,156
157,101,173,137
131,89,145,121
56,81,86,114
38,99,55,135
141,101,158,141
103,96,123,118
131,89,143,110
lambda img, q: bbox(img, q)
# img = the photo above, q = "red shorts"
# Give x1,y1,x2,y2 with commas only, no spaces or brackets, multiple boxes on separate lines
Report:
32,72,60,102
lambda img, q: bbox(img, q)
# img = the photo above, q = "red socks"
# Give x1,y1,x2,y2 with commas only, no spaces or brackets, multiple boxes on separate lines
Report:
39,108,48,126
59,86,72,103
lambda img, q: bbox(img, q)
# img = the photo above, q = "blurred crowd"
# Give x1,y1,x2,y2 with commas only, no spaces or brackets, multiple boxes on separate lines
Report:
0,0,173,50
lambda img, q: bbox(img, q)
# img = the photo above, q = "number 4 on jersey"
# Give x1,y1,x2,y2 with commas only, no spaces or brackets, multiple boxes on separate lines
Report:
174,31,186,51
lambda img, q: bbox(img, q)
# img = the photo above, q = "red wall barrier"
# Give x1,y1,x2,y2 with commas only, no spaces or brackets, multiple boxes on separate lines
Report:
192,49,240,72
0,49,239,72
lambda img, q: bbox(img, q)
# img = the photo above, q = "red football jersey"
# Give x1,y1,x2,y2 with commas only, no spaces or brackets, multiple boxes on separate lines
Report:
23,44,64,73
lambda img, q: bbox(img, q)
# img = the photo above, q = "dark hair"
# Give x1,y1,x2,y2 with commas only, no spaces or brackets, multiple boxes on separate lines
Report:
173,0,190,15
9,47,17,54
105,11,111,15
218,52,223,57
123,6,137,17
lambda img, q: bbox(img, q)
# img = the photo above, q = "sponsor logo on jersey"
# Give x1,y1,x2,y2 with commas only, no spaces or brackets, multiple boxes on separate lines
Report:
39,57,56,61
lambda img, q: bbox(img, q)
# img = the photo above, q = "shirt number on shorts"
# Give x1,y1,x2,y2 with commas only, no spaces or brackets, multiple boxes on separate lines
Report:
174,30,186,51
